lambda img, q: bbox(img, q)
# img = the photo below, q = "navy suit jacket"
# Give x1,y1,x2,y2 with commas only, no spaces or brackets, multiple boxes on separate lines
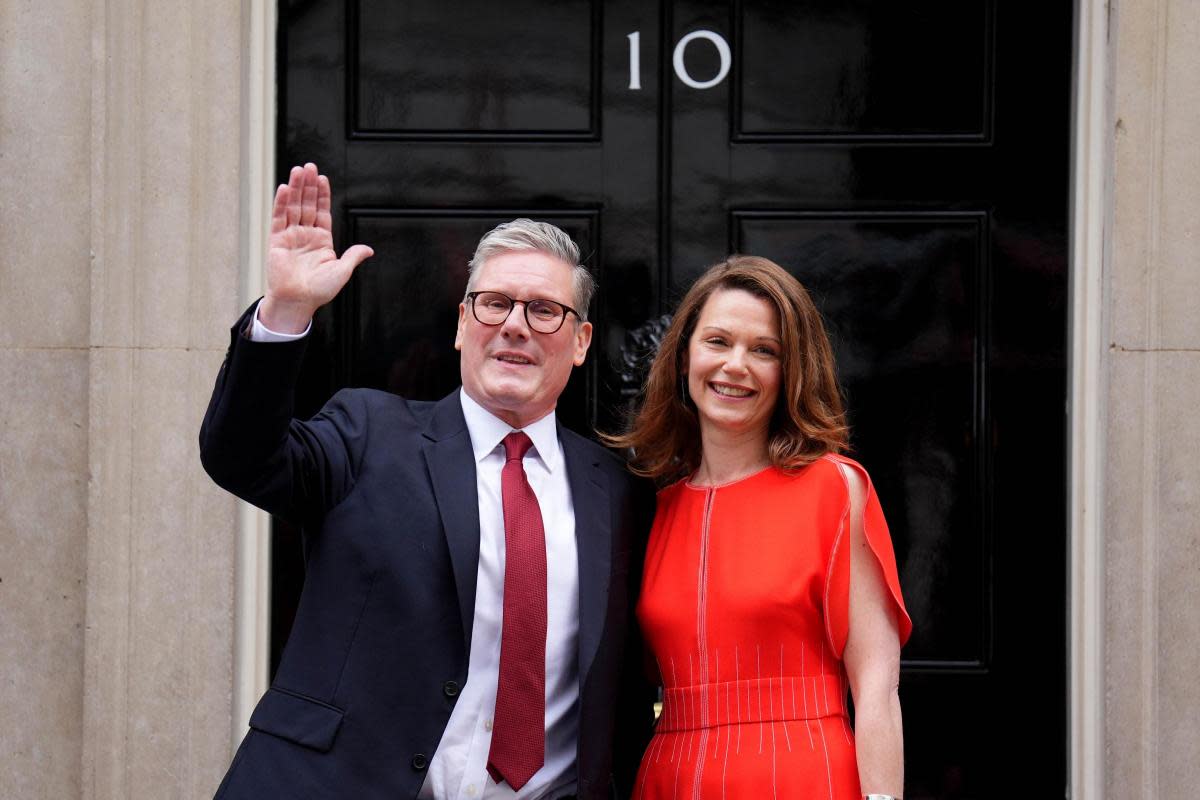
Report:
201,305,653,799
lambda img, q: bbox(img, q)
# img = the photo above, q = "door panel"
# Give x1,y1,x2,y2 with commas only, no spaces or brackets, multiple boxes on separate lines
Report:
734,2,991,140
353,1,599,137
276,2,1071,795
735,211,988,668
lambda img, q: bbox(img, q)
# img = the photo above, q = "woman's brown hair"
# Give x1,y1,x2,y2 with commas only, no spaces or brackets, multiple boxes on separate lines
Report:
605,255,848,485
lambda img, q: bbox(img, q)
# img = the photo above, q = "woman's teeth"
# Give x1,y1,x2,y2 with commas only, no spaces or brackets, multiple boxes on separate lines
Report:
712,384,751,397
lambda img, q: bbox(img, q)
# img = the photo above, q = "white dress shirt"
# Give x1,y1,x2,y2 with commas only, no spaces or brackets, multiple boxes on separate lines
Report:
419,390,580,800
251,303,582,800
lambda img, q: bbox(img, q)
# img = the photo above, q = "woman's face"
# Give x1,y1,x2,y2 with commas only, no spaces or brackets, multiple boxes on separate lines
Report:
685,288,783,439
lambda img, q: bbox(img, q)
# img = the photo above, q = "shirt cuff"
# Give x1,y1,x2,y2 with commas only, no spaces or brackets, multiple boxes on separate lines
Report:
250,299,312,342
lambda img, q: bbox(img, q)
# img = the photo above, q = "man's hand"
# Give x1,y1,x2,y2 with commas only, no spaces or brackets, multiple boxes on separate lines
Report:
259,162,374,333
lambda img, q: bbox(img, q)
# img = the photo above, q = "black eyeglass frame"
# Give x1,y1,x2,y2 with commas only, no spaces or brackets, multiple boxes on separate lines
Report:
465,290,582,334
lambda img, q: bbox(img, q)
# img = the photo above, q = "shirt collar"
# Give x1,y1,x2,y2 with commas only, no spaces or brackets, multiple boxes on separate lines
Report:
459,389,561,472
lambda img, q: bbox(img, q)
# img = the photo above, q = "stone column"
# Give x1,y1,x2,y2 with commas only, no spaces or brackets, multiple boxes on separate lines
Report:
0,2,93,795
82,0,246,796
1106,0,1200,796
4,0,295,795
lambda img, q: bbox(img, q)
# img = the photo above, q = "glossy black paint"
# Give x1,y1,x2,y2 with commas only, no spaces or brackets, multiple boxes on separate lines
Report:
275,1,1071,796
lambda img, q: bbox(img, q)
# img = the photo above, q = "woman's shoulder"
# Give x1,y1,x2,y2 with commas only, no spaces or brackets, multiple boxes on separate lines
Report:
811,452,872,488
757,454,872,513
774,452,867,488
816,451,863,471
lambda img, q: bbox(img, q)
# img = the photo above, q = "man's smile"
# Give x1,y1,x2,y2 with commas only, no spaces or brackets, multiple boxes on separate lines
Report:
493,350,536,366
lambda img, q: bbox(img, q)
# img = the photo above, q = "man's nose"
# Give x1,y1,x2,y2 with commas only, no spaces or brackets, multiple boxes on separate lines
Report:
500,301,532,336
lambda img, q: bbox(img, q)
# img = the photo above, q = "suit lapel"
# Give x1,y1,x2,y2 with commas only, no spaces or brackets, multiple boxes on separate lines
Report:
421,398,613,683
561,427,611,689
421,390,481,651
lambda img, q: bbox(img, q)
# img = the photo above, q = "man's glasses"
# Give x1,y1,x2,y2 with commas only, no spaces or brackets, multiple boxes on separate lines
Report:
466,291,581,334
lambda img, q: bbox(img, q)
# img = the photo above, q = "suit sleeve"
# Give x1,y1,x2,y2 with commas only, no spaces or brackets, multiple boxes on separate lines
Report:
199,303,365,523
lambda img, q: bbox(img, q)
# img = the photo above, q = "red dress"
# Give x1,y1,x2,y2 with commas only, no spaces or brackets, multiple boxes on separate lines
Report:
632,455,912,800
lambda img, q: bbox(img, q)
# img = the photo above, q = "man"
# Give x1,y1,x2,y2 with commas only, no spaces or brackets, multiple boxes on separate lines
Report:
201,163,652,799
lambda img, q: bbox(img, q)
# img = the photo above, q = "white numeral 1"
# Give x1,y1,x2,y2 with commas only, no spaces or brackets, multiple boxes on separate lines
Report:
627,31,642,90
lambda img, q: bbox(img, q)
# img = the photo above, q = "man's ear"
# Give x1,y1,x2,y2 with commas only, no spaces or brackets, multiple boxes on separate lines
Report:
454,304,466,351
572,320,593,366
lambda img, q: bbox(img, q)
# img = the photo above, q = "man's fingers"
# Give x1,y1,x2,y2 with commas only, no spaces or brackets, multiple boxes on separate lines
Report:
270,184,289,234
300,163,319,227
285,166,304,228
316,174,333,233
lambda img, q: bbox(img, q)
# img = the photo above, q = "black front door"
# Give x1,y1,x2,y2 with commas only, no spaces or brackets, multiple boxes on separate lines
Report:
276,2,1071,796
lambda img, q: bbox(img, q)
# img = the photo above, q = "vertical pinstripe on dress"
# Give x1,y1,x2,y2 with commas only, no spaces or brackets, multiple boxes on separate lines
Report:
632,455,912,800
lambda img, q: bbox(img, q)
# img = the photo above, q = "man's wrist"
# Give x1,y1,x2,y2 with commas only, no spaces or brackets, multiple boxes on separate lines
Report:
258,296,316,334
251,299,312,342
863,794,900,800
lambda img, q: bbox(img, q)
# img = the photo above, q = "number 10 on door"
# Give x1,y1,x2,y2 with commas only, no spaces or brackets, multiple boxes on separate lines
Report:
627,30,733,91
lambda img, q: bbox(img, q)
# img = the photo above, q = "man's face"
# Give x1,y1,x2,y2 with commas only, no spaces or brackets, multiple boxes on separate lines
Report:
454,250,593,428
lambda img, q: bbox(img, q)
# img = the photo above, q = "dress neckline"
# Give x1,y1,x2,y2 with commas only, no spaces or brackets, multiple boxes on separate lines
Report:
684,464,775,491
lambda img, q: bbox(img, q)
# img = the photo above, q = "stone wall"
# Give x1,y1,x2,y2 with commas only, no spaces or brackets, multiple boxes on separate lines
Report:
1106,0,1200,796
2,0,97,796
1,0,244,796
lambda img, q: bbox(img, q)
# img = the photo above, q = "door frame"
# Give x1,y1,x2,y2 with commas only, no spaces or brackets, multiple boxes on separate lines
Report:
1068,0,1109,797
231,0,277,752
233,3,1111,795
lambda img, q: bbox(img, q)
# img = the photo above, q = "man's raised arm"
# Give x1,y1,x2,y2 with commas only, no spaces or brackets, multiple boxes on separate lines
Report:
257,162,374,333
198,162,375,519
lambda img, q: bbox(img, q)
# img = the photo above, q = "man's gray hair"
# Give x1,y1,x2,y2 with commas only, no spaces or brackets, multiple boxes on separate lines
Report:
465,218,596,321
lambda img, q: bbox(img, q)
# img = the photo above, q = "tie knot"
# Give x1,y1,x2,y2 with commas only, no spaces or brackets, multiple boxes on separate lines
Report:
502,431,534,462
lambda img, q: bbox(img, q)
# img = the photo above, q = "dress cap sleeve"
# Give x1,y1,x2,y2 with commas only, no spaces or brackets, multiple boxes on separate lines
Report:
823,455,913,659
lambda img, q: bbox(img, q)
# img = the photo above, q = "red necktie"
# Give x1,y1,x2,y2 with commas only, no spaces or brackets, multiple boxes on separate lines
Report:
487,432,547,790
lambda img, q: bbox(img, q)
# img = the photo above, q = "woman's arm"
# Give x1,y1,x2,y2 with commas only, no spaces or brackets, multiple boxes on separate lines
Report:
838,462,905,798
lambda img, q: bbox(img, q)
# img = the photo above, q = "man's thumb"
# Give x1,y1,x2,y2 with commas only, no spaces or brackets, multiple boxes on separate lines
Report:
341,244,375,271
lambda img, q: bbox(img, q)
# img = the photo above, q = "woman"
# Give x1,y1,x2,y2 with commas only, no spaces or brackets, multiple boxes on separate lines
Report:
611,256,912,799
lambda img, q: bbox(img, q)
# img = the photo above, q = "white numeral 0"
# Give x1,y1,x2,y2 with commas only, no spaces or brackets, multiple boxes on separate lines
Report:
672,30,732,89
626,29,732,91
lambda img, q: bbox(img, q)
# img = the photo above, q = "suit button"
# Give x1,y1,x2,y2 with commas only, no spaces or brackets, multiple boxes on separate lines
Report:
411,753,428,771
443,680,460,698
